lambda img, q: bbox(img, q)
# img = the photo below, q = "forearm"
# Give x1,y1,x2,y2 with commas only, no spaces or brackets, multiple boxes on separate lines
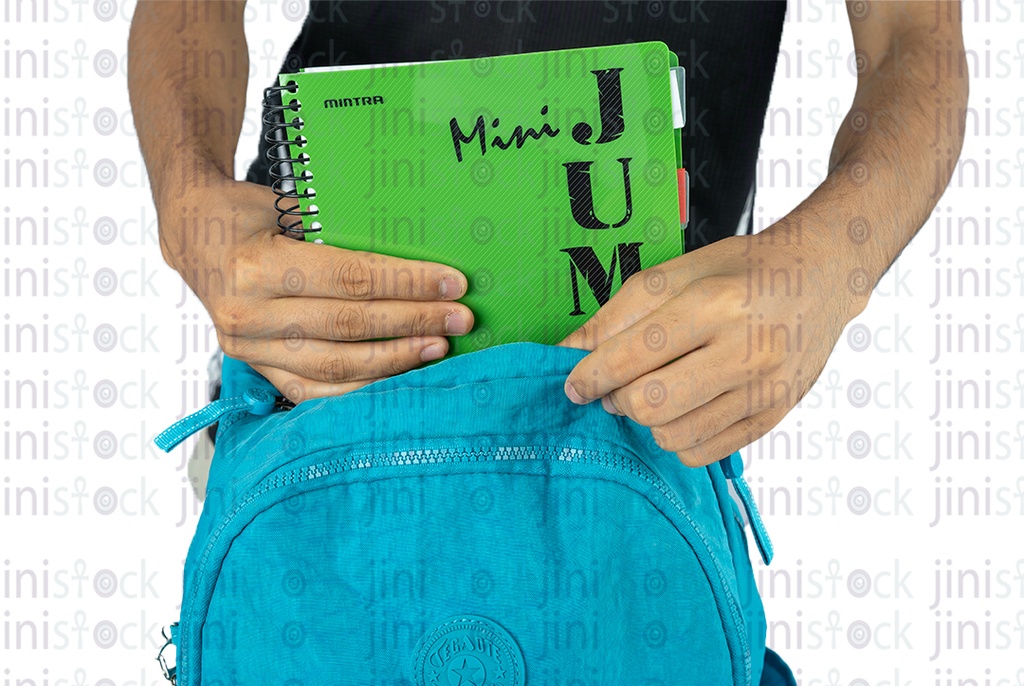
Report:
765,12,968,321
127,0,249,267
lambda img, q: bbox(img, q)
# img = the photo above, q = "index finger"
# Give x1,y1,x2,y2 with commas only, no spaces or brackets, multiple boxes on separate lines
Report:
565,298,708,404
268,233,468,301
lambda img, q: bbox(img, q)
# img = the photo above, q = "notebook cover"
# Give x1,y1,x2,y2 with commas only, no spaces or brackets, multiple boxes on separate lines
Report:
279,41,683,357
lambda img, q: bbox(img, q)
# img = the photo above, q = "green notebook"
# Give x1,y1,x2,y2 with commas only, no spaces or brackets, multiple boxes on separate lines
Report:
266,41,687,357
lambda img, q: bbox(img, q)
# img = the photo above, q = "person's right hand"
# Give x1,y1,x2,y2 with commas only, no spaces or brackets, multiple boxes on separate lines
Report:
158,177,474,403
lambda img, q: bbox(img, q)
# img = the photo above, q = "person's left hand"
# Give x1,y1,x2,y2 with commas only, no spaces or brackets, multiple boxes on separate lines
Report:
556,220,867,467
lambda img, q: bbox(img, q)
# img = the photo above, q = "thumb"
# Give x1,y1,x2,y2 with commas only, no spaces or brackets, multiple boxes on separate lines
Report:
237,181,290,238
556,268,667,351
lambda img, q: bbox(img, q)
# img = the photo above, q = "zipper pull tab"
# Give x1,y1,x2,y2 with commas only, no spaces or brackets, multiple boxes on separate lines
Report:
156,621,179,684
154,389,292,453
720,451,774,566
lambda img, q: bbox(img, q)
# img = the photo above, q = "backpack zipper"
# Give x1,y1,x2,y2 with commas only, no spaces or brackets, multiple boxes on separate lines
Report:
156,393,770,566
175,442,755,686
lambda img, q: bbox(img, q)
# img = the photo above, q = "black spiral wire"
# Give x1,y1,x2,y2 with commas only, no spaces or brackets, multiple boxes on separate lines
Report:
262,81,321,235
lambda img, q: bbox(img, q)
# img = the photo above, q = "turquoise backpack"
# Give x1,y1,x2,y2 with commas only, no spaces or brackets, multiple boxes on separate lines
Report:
154,342,792,685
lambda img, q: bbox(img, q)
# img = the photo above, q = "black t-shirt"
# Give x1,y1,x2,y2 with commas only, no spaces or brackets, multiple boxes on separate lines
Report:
247,0,787,252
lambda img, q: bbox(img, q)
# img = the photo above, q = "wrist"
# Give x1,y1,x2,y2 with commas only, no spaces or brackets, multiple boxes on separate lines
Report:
152,151,235,213
760,204,875,325
153,158,237,275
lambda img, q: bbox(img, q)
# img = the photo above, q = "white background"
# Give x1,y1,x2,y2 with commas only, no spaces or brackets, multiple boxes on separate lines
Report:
1,0,1022,683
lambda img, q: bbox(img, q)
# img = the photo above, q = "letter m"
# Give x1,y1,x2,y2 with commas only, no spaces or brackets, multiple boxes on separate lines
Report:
324,99,340,108
560,242,642,316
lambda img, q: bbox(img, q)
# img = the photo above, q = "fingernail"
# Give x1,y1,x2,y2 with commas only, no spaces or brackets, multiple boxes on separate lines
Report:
565,380,587,405
601,396,620,415
420,343,445,361
439,275,462,299
445,311,469,335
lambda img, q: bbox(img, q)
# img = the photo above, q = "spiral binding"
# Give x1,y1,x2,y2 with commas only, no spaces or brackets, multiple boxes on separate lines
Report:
262,80,321,236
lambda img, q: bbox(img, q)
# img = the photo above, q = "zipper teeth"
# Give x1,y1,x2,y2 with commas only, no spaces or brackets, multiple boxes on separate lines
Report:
183,443,748,685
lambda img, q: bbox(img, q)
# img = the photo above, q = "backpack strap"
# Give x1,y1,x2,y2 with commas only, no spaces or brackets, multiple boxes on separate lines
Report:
720,451,774,565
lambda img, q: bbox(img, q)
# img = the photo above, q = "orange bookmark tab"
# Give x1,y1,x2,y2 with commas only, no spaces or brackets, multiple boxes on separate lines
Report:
677,167,688,226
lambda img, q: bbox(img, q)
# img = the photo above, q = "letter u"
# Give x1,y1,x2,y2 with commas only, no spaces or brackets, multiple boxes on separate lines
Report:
563,157,633,230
